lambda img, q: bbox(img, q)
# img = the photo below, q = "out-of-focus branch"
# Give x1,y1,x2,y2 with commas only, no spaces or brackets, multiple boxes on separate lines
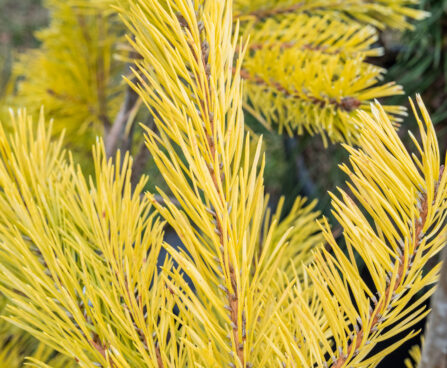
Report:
105,42,142,159
130,115,155,189
419,244,447,368
104,83,139,158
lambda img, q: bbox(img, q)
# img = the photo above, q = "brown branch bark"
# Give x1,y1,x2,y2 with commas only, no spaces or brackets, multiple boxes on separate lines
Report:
419,242,447,368
104,40,143,160
155,344,164,368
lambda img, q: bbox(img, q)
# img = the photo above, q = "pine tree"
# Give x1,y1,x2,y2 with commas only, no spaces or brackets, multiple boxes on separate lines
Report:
0,0,445,367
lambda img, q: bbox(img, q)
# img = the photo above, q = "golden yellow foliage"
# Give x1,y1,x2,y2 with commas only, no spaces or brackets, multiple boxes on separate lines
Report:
0,110,178,367
240,13,405,144
234,0,427,30
275,97,446,367
0,1,444,367
404,340,422,368
7,0,428,147
234,1,426,143
0,296,76,368
120,0,446,366
12,1,124,151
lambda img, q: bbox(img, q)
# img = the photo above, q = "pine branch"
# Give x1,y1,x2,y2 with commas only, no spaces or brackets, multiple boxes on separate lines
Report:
332,165,445,368
121,1,321,365
12,3,124,150
240,67,362,113
241,52,404,144
239,14,404,143
0,111,182,367
273,97,447,367
234,0,428,30
178,13,246,364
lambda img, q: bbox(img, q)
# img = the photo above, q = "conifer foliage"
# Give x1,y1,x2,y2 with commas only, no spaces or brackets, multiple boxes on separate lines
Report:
8,0,428,146
0,0,445,367
12,1,124,149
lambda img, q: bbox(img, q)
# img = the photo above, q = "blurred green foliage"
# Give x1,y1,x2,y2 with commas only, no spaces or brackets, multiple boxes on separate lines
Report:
0,0,47,48
0,0,48,118
387,0,447,146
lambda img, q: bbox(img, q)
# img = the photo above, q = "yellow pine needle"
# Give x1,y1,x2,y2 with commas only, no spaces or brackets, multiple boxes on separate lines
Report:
242,39,404,144
234,0,428,30
404,339,423,368
0,110,188,367
0,1,444,367
9,0,421,148
11,1,124,152
243,14,383,58
234,2,424,143
0,295,76,368
273,96,446,367
118,0,326,366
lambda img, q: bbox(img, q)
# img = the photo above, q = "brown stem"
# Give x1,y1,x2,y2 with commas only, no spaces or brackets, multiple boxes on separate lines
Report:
331,166,445,368
105,42,143,159
205,53,246,368
90,339,116,368
155,344,164,368
239,68,361,113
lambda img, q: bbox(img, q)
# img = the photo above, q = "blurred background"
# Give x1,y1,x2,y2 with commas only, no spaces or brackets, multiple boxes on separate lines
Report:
0,0,47,87
0,0,446,366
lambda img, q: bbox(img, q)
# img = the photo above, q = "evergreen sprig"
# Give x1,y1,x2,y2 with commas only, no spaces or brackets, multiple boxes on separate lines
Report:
0,0,444,367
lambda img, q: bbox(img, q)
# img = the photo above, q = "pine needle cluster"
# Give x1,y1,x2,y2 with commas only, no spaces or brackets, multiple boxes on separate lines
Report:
236,1,427,144
6,0,428,146
0,0,445,367
11,0,125,150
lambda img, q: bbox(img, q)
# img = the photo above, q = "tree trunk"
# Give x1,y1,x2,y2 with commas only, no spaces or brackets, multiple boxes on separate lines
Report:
419,244,447,368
